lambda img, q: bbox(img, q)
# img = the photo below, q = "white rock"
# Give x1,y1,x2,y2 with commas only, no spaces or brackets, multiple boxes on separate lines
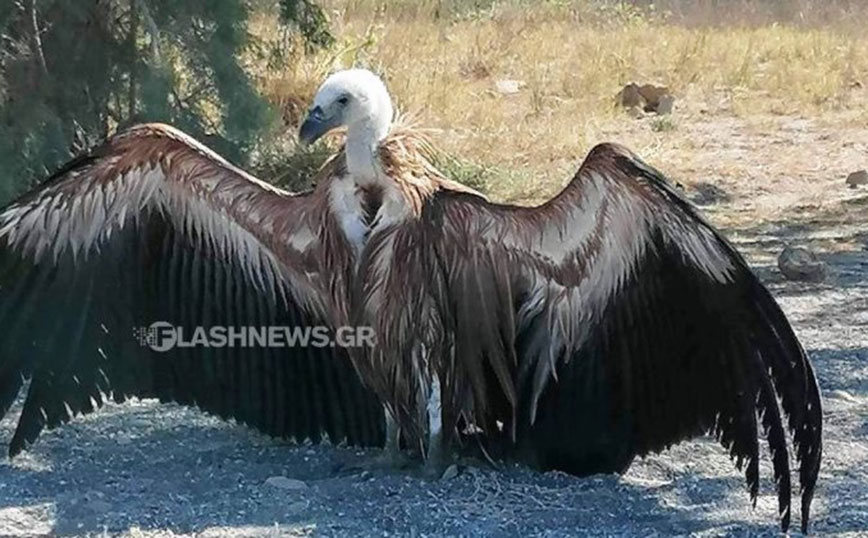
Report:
0,504,54,536
441,464,459,480
495,79,522,95
829,389,859,403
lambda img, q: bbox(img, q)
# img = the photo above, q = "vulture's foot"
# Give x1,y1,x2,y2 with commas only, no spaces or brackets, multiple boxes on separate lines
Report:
336,411,414,474
334,446,415,476
419,429,450,479
368,445,416,470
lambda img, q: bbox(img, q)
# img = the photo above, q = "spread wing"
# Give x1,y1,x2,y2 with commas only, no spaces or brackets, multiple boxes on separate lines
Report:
398,143,821,533
0,124,384,456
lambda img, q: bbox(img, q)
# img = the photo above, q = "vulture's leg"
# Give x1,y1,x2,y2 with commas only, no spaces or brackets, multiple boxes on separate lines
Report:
371,408,413,468
382,408,404,464
336,408,410,473
423,374,448,477
364,408,411,469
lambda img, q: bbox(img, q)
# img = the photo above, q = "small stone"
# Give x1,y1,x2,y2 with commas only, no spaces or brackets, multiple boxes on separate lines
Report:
637,84,671,112
616,83,673,114
441,464,459,480
264,476,308,490
778,246,827,283
845,170,868,189
655,94,675,115
495,79,522,95
616,83,643,108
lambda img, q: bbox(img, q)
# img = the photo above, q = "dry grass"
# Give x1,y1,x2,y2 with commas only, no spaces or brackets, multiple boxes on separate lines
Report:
248,0,868,211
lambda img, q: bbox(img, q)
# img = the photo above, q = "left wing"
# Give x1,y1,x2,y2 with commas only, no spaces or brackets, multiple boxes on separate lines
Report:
0,124,385,456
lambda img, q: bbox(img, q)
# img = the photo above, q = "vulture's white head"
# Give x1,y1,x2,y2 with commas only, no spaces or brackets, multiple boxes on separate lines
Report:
299,68,394,147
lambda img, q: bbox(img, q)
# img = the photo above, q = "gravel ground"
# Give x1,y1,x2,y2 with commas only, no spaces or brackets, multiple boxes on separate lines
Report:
0,220,866,538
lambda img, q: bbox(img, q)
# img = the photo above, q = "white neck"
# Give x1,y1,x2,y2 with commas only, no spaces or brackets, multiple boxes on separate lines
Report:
329,114,411,257
345,116,389,186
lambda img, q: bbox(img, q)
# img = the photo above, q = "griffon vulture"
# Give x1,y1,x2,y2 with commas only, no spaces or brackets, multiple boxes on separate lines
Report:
301,98,822,532
0,69,475,459
0,66,822,533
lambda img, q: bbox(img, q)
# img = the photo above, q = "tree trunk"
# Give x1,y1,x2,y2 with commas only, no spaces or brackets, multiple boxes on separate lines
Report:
128,0,139,120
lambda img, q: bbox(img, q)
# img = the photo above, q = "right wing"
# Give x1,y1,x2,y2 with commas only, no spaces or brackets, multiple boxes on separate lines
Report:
0,123,385,456
360,143,821,533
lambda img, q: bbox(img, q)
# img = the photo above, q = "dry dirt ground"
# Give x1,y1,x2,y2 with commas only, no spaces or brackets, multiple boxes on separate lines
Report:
0,108,866,537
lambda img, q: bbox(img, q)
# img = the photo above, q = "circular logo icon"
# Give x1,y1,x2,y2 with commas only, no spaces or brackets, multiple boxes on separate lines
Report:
141,321,177,353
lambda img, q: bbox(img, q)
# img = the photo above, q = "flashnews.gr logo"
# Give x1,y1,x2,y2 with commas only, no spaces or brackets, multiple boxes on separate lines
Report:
133,322,375,353
133,321,178,352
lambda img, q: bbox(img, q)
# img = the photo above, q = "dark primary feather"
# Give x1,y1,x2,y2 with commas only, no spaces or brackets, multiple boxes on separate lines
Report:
0,124,385,456
362,142,822,533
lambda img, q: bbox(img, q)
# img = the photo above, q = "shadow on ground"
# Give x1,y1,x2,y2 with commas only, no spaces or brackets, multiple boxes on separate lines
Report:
0,192,865,538
0,406,780,537
2,337,866,538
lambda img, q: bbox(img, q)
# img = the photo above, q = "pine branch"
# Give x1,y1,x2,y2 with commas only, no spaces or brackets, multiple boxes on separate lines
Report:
127,0,138,119
27,0,46,75
137,0,160,62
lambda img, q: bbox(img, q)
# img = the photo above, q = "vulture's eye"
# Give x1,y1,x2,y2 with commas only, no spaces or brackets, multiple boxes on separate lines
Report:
337,96,349,106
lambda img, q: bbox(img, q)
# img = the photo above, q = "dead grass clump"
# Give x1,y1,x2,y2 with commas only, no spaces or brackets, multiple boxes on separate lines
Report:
248,1,868,205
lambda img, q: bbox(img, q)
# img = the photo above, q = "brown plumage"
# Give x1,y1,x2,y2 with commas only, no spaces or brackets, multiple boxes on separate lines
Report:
0,121,479,458
355,142,822,533
0,123,381,455
318,121,484,218
0,64,823,534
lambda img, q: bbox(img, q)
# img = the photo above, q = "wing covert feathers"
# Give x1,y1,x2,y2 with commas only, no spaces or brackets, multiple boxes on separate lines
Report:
0,123,385,456
0,121,820,534
358,142,821,533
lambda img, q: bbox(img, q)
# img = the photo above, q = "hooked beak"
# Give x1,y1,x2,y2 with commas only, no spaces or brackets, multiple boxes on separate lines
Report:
298,106,339,146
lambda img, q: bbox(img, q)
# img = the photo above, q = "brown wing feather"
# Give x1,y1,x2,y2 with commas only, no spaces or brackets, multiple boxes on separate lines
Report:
0,123,384,456
359,142,821,533
348,126,492,443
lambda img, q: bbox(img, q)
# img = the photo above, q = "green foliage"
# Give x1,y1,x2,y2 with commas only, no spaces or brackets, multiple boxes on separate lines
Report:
279,0,334,50
650,116,677,132
0,0,332,203
253,135,335,192
429,154,493,193
251,134,495,196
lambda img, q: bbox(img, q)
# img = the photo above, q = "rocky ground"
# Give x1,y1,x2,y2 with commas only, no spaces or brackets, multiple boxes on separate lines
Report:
0,111,867,537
